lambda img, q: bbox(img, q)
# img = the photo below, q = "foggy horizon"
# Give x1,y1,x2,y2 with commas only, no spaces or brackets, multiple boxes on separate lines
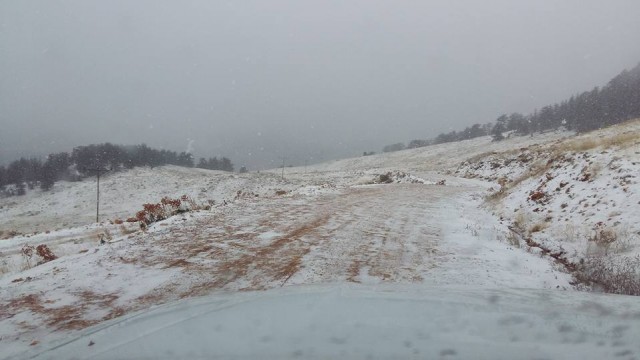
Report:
2,0,640,169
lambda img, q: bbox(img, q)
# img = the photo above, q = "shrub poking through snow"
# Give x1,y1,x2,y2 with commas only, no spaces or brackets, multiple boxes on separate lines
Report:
529,191,546,203
160,196,181,208
119,224,137,236
18,244,57,268
576,255,640,296
234,190,259,200
21,245,35,268
370,171,431,185
528,223,547,234
497,177,508,191
130,196,204,226
36,244,57,264
379,173,393,184
588,222,617,255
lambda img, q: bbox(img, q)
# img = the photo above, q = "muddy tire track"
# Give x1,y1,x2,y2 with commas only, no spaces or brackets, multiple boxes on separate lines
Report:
1,183,468,345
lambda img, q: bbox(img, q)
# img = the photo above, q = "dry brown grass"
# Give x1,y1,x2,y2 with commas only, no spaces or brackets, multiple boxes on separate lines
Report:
556,138,599,153
486,159,551,202
464,151,497,164
512,211,529,232
587,226,618,255
553,128,639,154
119,223,138,236
505,231,521,248
1,230,21,240
482,121,639,203
600,131,639,148
528,222,548,234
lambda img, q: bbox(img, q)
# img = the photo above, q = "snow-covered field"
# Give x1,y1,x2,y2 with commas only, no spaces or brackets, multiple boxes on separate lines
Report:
2,123,640,359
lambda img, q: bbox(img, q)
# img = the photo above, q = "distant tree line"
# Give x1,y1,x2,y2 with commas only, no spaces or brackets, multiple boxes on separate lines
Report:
0,143,235,196
382,143,406,153
381,62,640,151
196,157,234,172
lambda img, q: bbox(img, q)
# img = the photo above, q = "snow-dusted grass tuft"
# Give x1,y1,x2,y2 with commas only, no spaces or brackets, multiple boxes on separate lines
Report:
556,138,599,153
486,159,551,202
512,210,529,232
600,131,639,149
118,223,138,236
585,225,636,256
464,223,480,237
611,227,636,254
554,126,638,154
0,258,9,275
560,223,578,243
528,222,548,234
505,231,520,248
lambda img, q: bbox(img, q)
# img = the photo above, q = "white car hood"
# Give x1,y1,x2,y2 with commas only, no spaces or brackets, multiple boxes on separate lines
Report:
23,284,640,360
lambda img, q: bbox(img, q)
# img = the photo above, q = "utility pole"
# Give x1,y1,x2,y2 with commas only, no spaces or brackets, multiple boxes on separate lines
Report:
82,167,111,223
281,156,286,180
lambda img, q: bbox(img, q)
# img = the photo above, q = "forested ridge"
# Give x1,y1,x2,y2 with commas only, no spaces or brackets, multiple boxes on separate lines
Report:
383,62,640,152
0,143,235,196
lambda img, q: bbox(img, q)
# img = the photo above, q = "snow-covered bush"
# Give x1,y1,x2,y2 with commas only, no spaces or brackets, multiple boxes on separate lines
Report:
369,171,430,185
132,195,206,226
20,244,57,268
576,255,640,296
21,245,34,269
36,244,57,264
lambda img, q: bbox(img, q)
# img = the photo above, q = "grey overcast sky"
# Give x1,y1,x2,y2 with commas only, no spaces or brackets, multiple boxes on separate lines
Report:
1,0,640,169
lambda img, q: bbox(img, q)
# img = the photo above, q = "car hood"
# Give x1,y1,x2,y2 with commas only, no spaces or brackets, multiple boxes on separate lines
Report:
24,284,640,360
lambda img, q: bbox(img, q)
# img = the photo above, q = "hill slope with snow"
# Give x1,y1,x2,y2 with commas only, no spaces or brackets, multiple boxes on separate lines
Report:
456,119,640,295
2,122,640,359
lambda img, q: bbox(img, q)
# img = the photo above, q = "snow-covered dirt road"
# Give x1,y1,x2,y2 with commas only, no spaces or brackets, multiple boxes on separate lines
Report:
1,179,572,359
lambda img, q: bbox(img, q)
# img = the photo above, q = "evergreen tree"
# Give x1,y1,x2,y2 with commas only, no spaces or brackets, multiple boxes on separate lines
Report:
491,116,507,141
407,139,430,149
382,143,406,153
221,157,234,172
0,166,6,189
177,152,194,167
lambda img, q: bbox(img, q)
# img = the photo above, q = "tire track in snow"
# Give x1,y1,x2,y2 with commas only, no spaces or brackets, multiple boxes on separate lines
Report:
281,185,461,285
0,183,468,350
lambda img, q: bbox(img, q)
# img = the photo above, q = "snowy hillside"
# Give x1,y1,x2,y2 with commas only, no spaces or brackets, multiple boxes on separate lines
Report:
2,123,640,359
456,119,640,295
0,166,300,235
